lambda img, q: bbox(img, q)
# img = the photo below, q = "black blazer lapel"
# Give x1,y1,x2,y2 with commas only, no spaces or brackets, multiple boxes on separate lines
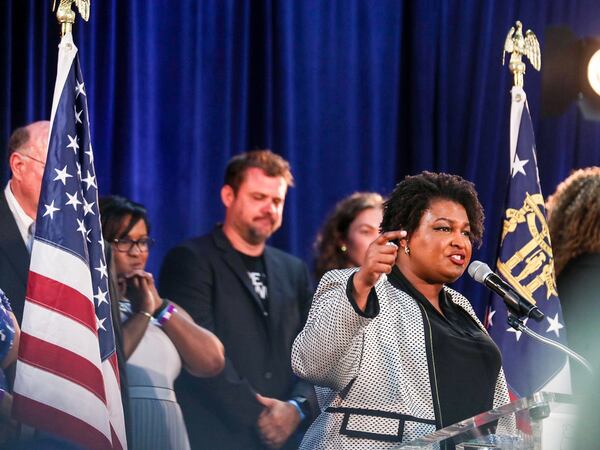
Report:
0,193,30,287
263,247,284,329
212,226,268,316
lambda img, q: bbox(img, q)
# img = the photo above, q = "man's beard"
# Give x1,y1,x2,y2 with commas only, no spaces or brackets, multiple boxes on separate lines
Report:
242,216,279,245
245,224,273,245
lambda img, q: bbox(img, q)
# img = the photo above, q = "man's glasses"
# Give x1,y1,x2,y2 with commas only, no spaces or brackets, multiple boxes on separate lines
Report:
20,153,46,168
112,237,155,253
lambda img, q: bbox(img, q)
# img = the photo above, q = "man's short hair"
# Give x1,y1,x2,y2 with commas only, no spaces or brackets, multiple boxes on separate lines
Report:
224,149,295,192
7,126,30,160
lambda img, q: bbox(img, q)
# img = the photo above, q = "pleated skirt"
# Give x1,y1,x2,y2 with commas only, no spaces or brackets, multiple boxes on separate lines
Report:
128,397,191,450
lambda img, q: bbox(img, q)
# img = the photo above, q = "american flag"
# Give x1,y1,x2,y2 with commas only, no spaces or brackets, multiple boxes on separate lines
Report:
12,33,127,449
487,86,570,398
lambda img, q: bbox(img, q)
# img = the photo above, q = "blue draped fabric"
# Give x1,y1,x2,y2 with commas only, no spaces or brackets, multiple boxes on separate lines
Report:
2,1,600,319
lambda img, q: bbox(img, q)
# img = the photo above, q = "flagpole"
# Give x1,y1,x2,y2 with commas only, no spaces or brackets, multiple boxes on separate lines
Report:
52,0,90,37
502,20,541,88
500,23,571,360
488,20,573,397
12,1,128,448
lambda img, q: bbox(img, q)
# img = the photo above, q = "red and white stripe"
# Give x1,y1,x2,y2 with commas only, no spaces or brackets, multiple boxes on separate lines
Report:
13,241,127,449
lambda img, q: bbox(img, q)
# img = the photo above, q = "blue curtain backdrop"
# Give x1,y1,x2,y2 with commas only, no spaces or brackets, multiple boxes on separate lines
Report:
2,0,600,319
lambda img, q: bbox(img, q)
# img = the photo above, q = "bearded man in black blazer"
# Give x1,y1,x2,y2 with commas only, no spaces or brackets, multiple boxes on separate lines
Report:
160,150,314,450
1,121,49,324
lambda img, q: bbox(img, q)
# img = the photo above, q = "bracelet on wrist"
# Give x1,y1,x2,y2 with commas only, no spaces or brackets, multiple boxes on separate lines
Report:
156,303,176,327
137,310,153,320
287,398,307,421
152,297,170,318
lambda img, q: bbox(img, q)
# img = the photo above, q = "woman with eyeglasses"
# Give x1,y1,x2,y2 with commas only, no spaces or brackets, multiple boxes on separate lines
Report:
99,195,225,450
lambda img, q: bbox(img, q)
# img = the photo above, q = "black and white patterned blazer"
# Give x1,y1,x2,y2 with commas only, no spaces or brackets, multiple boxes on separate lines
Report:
292,268,511,449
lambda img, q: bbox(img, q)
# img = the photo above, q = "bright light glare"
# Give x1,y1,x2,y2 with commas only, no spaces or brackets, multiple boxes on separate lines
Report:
588,49,600,96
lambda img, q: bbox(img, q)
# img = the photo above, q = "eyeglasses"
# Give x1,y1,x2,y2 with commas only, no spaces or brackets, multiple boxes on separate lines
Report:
20,153,46,168
112,237,155,253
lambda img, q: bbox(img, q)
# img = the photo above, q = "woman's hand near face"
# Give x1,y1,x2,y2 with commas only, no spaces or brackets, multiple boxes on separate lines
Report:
120,270,163,359
122,270,162,315
352,230,406,311
120,270,225,374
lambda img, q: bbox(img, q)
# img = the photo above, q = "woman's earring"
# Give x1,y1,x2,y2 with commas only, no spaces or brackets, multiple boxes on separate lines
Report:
404,245,410,256
340,245,347,252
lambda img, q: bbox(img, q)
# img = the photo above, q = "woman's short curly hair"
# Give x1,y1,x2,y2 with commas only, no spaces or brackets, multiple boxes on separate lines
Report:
314,192,384,280
546,167,600,276
380,171,484,247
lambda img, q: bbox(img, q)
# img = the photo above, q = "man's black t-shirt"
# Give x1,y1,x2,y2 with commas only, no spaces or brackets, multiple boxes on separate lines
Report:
238,251,269,313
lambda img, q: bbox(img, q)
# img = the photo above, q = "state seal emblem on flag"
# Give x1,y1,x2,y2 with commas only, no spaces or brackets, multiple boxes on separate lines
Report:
497,192,559,305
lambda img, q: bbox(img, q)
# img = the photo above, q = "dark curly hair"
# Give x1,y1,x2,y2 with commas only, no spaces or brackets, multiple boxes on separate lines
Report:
99,195,150,242
380,171,484,247
546,167,600,276
314,192,384,280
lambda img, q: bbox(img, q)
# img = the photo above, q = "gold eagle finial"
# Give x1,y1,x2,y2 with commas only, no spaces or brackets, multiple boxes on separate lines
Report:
52,0,90,36
502,21,541,87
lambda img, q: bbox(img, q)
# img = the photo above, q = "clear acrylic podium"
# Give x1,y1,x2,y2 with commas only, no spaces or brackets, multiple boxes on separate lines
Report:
396,392,577,449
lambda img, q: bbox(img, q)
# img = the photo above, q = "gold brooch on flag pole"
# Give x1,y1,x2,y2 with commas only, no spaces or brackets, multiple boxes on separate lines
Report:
52,0,90,37
503,21,541,88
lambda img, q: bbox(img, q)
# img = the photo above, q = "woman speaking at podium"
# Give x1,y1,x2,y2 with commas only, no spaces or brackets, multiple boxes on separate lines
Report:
292,171,510,449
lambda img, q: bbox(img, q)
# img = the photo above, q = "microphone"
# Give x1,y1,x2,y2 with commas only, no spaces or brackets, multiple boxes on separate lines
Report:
468,260,544,322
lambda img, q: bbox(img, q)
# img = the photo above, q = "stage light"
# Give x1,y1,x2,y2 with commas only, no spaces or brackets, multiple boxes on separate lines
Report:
588,50,600,96
578,36,600,119
541,27,600,120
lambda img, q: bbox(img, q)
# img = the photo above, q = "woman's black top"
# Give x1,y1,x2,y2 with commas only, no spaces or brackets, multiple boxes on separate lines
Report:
387,267,501,429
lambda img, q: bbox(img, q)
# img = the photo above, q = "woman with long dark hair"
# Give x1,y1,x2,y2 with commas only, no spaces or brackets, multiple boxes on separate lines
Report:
313,192,384,281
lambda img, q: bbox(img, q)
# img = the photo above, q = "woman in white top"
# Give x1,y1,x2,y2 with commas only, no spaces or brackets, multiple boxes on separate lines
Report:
100,195,225,450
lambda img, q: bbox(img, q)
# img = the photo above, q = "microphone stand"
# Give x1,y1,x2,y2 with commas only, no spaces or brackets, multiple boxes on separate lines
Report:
507,314,594,375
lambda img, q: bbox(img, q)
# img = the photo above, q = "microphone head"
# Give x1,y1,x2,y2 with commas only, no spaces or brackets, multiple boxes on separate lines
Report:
529,306,545,322
467,260,493,283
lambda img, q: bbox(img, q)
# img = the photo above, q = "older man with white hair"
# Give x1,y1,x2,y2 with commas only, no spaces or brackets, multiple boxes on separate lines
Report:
0,121,50,324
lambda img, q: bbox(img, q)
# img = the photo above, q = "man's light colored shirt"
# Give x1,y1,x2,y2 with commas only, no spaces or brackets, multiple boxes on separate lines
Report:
4,181,34,247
